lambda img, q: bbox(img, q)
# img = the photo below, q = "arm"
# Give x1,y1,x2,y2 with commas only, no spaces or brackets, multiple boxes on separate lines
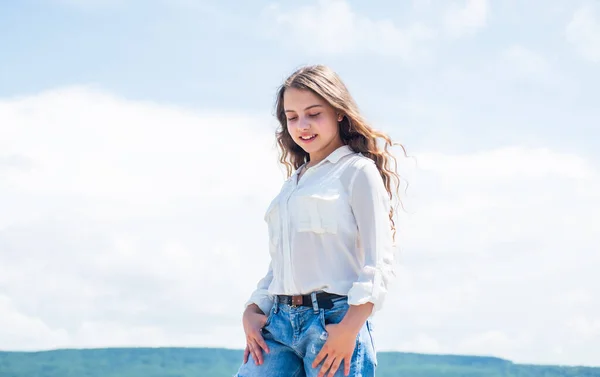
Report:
345,161,395,315
244,262,274,315
340,161,395,334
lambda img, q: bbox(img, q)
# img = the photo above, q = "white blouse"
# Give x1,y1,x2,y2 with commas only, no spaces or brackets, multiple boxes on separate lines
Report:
246,145,395,316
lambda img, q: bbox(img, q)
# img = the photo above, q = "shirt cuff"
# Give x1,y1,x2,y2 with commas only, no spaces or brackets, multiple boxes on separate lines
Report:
347,265,392,313
245,291,274,316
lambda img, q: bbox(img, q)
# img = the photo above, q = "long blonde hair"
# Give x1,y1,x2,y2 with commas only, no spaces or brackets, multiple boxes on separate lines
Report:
274,64,407,238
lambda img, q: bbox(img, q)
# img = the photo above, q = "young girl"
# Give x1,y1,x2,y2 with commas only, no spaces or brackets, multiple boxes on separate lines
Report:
235,65,402,377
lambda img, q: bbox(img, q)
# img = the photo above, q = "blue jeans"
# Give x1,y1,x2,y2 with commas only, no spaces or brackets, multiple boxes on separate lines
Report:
235,295,377,377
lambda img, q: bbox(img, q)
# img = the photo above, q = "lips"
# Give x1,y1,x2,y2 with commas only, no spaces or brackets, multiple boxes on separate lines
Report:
299,134,317,142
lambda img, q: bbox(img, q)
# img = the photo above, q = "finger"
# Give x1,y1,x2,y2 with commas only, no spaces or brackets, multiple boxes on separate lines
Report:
318,355,335,377
344,356,351,376
312,346,329,368
247,342,257,365
243,345,249,364
248,342,258,365
250,341,264,365
255,334,270,354
327,357,343,377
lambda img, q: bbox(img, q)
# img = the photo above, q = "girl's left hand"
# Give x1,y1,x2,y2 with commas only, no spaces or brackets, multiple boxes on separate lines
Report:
312,323,358,377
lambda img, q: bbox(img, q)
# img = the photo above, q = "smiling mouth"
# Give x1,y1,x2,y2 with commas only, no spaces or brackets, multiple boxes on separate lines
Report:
300,135,317,141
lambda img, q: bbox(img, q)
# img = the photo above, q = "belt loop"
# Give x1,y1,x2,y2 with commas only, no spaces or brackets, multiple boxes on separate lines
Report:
310,292,319,314
274,295,279,313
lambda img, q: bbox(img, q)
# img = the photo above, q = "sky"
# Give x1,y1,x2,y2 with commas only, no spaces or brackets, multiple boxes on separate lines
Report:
1,0,599,368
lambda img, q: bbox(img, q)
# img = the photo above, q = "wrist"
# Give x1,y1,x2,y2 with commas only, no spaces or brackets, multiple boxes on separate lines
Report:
339,317,364,335
340,302,374,334
245,303,264,315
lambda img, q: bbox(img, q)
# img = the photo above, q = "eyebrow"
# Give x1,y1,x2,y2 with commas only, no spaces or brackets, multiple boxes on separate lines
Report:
284,104,323,113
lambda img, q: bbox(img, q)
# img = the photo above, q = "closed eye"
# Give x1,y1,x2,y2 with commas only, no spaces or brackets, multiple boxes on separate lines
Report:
287,113,319,122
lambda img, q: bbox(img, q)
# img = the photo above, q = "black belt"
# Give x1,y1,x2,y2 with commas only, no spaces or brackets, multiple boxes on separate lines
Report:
276,292,346,309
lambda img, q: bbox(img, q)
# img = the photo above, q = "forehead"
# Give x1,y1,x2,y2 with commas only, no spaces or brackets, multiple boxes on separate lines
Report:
283,87,326,110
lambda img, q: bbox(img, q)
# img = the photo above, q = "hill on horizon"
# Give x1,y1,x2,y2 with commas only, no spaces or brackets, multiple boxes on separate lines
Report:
0,347,598,377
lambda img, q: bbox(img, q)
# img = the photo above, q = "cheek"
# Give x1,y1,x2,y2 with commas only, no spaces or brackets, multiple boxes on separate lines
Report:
316,118,339,137
286,123,296,137
287,124,301,143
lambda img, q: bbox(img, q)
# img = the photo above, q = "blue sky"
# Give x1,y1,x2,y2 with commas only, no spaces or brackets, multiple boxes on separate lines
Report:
1,0,599,368
2,0,598,153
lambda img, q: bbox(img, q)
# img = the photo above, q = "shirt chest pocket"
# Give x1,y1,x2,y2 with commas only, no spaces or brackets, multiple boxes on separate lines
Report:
296,192,341,235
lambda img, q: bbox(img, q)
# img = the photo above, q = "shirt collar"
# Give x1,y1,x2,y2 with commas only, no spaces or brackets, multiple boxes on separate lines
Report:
291,145,355,178
324,144,354,164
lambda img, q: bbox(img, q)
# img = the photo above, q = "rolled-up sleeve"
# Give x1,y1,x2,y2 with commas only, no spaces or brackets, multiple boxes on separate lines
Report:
244,262,274,315
347,161,396,313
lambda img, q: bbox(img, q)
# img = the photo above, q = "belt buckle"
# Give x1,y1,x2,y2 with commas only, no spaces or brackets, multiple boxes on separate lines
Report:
291,295,303,307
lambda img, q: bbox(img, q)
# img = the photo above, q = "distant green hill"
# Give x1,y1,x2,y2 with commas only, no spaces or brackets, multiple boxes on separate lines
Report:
0,347,598,377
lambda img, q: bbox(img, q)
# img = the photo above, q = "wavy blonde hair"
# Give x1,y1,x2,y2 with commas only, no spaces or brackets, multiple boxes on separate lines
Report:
274,65,407,239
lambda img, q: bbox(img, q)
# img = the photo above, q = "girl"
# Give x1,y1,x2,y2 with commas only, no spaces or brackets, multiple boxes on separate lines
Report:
235,65,403,377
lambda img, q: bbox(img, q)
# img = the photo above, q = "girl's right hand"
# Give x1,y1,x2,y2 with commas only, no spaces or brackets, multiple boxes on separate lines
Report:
242,304,271,365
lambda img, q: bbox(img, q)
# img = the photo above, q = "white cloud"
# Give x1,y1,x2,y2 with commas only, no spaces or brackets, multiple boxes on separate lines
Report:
398,333,442,354
443,0,488,38
555,289,594,306
566,316,600,339
1,88,600,366
0,87,282,202
262,0,434,60
379,146,600,366
0,295,70,350
566,3,600,62
0,87,280,350
456,331,533,358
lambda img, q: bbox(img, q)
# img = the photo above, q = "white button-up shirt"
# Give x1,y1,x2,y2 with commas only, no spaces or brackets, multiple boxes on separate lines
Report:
247,145,395,315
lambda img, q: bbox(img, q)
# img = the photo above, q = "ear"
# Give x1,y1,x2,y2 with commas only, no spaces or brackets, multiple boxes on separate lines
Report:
337,114,344,122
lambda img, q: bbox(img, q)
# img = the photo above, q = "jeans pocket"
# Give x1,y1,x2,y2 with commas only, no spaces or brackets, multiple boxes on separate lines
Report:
320,300,349,329
366,320,375,349
366,320,378,365
263,306,276,328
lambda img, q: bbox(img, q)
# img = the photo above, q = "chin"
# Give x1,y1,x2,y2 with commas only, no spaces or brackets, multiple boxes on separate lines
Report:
300,144,321,154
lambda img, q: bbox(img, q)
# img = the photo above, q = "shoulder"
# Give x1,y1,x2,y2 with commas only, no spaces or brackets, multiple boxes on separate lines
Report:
340,153,384,193
343,152,376,173
343,153,378,177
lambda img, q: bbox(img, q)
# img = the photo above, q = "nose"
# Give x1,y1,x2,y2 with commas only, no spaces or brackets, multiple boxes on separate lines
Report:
296,116,311,130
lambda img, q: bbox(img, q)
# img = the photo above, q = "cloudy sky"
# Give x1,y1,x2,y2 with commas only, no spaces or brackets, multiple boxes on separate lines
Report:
1,0,599,368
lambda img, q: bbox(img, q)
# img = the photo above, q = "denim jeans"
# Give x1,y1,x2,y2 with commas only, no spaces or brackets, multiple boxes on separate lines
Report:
235,295,377,377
